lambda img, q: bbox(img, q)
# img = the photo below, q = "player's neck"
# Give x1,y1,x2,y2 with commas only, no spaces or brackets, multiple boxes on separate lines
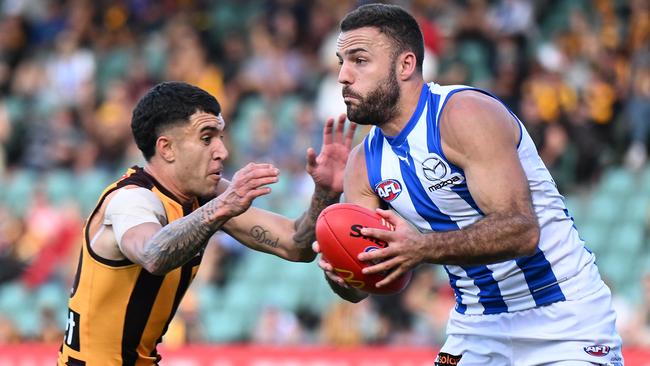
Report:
144,163,193,204
380,80,425,137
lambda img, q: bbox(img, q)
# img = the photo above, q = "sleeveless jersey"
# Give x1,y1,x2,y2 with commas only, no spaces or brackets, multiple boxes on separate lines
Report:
58,166,202,366
364,83,602,315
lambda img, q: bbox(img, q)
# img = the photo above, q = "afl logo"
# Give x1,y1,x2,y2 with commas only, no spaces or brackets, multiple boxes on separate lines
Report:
375,179,402,202
583,345,610,357
422,155,448,181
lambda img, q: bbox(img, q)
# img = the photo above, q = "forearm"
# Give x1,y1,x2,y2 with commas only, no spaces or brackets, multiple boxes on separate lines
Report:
142,199,228,275
292,185,341,252
428,212,539,265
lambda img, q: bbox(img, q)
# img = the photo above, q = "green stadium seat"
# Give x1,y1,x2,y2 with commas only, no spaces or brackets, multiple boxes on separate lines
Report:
597,254,630,292
75,169,114,216
196,283,224,312
2,170,37,216
45,170,75,206
639,164,650,193
585,193,622,224
608,223,645,257
578,222,610,254
201,310,248,342
260,283,301,312
623,195,650,224
597,167,635,196
221,281,262,314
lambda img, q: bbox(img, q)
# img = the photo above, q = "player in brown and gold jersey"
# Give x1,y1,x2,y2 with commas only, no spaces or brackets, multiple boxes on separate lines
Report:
58,81,356,366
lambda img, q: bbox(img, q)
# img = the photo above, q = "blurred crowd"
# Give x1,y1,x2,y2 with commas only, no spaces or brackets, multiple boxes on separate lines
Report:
0,0,649,349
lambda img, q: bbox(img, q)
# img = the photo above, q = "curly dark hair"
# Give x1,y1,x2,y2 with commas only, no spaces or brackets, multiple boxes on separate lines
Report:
131,81,221,161
340,3,424,72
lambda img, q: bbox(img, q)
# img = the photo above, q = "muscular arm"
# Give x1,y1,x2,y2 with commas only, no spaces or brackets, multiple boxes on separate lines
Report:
120,163,279,275
359,92,540,286
430,91,539,264
135,198,229,275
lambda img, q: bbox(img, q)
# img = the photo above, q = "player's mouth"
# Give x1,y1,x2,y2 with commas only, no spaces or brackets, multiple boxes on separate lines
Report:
208,170,222,181
342,88,361,103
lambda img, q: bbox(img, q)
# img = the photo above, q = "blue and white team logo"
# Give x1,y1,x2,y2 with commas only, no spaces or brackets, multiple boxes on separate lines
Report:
375,179,402,202
421,154,464,192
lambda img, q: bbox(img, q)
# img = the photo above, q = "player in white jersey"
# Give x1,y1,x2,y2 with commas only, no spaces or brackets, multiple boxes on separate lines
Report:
313,4,624,365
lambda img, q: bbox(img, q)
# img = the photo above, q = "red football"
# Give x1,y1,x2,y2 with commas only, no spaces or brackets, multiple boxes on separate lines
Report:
316,203,412,295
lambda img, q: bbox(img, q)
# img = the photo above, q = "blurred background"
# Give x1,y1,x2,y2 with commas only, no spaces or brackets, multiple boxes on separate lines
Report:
0,0,649,363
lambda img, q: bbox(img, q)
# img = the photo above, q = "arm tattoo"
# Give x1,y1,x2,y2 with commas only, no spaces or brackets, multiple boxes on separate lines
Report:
250,225,279,248
292,186,341,248
142,199,226,275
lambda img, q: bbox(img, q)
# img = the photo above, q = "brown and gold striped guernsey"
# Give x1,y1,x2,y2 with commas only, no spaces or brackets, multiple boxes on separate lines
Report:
58,166,203,366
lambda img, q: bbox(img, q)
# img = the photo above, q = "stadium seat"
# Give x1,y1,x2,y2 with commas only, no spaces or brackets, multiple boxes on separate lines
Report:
597,254,632,292
75,169,114,216
45,170,75,206
584,193,622,224
0,282,30,315
623,195,650,224
2,170,37,216
196,283,224,312
597,167,635,196
578,222,611,254
608,223,645,257
201,310,248,342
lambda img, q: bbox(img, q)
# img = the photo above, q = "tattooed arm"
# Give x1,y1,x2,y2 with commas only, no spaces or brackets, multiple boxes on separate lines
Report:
118,163,279,275
222,184,341,262
222,115,355,262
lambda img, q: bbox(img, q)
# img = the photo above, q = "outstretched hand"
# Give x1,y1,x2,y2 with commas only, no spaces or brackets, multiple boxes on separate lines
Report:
213,163,279,219
356,209,427,288
306,114,357,193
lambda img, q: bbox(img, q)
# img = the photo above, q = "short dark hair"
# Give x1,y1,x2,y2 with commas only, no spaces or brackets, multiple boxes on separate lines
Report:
340,3,424,72
131,81,221,161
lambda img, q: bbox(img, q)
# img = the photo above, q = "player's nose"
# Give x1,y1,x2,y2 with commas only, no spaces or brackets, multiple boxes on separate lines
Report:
338,63,353,85
212,140,228,161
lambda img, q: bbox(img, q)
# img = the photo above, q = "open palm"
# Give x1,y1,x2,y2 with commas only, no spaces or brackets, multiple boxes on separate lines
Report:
306,114,357,193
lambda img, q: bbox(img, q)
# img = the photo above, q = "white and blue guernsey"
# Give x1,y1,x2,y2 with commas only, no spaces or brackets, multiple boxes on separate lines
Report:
364,82,603,315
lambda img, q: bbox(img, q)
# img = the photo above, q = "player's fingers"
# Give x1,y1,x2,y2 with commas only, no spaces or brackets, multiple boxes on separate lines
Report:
242,162,275,172
361,256,400,276
344,121,357,148
375,265,406,288
243,176,279,190
245,186,272,200
357,245,393,263
318,258,333,272
359,227,393,243
322,117,334,145
374,208,401,227
236,166,279,182
326,272,349,288
305,147,317,170
333,114,346,143
312,241,321,253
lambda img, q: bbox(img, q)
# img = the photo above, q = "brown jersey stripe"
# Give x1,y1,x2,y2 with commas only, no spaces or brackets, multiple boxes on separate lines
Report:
69,249,83,298
121,270,164,366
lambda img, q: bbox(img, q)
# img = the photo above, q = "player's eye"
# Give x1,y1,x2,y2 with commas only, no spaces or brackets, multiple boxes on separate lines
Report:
201,135,212,145
355,58,366,65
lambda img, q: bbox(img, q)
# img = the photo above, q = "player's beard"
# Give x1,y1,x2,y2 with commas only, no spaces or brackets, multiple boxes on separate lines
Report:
343,67,400,126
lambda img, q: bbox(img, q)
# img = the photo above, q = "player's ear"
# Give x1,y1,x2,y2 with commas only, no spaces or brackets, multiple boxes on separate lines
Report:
156,135,175,163
397,51,417,81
